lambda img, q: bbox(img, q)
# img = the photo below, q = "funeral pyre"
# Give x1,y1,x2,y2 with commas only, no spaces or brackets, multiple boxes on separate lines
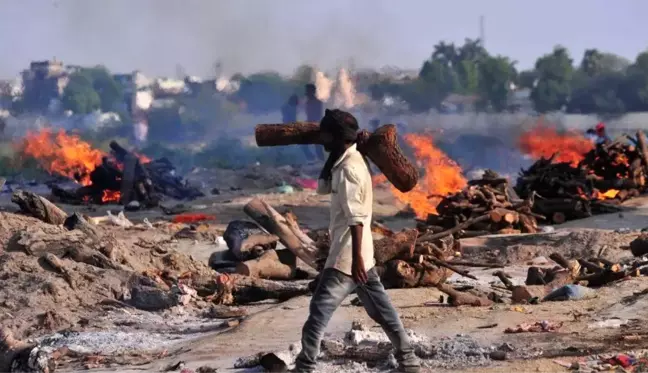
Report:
515,125,648,223
378,121,648,234
19,129,203,205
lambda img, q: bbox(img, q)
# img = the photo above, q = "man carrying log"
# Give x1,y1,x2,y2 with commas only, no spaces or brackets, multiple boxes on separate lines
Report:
293,109,420,373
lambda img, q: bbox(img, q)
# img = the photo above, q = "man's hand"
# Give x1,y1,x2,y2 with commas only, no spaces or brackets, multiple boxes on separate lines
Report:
350,224,367,284
352,255,368,284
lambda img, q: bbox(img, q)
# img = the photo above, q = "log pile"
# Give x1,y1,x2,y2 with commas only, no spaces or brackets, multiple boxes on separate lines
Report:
50,141,203,206
417,172,541,239
515,141,642,223
495,251,648,305
209,198,501,294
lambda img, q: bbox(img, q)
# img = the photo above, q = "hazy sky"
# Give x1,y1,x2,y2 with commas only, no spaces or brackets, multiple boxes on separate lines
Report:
1,0,647,79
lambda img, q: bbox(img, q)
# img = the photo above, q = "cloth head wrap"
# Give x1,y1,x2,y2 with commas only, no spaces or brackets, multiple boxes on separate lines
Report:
318,109,360,188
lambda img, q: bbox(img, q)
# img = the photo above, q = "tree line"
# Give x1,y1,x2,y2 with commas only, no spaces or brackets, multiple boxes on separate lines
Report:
15,38,648,117
235,39,648,116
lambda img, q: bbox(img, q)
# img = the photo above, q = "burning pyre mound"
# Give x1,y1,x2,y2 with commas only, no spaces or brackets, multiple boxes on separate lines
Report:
416,170,541,239
19,129,203,205
515,131,648,223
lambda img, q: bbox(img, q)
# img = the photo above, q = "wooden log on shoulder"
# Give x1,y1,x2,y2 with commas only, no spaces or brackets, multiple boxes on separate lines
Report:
235,249,297,280
255,122,322,146
11,190,68,225
255,123,418,193
356,125,418,193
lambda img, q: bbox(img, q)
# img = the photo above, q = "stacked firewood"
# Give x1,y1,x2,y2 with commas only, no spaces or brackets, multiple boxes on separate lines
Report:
515,139,646,224
579,131,648,192
417,172,541,239
206,198,502,306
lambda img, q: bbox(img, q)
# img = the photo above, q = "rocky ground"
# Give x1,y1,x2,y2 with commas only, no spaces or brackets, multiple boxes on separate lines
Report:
2,165,648,372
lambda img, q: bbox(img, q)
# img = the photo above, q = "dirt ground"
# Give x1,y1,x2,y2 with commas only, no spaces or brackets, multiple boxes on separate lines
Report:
3,167,648,372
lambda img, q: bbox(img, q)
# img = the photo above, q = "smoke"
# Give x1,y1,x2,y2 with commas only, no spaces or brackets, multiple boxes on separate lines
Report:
314,71,333,102
331,68,358,109
0,0,390,78
314,68,361,109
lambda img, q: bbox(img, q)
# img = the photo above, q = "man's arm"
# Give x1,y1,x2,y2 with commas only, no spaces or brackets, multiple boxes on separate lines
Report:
339,167,369,283
350,224,368,284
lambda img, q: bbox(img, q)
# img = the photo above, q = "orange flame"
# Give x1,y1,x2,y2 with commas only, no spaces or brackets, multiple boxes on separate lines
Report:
21,129,104,186
102,190,121,203
518,122,593,166
20,128,150,204
594,189,620,200
386,134,467,218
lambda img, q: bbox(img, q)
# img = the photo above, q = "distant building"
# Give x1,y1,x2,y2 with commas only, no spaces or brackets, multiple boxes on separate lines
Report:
21,59,69,112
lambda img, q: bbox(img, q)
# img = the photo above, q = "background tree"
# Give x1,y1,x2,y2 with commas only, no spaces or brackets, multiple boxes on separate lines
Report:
477,56,517,112
61,73,101,114
80,67,124,112
530,46,574,112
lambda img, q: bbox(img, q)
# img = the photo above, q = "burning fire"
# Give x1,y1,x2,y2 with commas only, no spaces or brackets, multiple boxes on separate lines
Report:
592,188,620,200
20,128,149,203
382,134,467,218
21,129,104,186
518,122,594,166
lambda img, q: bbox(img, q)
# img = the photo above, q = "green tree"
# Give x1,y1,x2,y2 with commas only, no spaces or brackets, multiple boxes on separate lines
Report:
568,50,629,114
516,70,538,89
80,67,124,112
61,73,101,114
530,46,574,112
417,59,460,109
457,38,488,62
432,41,459,67
455,60,479,94
477,56,517,112
617,51,648,112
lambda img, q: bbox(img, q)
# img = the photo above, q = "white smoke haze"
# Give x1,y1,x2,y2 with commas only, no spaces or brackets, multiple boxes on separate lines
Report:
313,68,362,109
314,71,333,102
0,0,391,79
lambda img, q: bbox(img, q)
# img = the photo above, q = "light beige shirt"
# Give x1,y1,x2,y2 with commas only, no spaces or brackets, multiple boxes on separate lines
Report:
317,144,375,276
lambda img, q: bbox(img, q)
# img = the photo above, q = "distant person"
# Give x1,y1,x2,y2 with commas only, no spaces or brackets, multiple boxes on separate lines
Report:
594,122,611,144
281,94,299,123
585,128,597,144
304,83,325,161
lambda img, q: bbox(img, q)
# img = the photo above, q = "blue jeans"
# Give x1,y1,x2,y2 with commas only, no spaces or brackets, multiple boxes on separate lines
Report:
294,268,419,372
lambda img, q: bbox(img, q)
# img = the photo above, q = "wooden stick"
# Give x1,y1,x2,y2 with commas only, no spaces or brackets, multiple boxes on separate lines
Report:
243,198,323,270
418,214,490,242
436,284,493,307
493,270,514,290
449,260,504,268
11,190,67,225
424,257,478,280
